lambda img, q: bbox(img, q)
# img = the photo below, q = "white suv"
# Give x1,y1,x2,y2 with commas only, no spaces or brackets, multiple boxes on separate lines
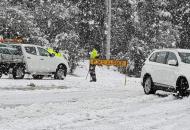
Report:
3,43,69,80
141,49,190,96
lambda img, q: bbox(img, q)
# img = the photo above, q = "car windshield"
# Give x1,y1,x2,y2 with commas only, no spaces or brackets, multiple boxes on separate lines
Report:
179,52,190,64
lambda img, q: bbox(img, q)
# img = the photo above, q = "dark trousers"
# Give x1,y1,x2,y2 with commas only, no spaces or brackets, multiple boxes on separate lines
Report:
89,64,96,81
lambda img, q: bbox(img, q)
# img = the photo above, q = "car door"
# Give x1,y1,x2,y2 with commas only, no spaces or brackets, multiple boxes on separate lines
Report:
37,47,55,72
24,46,39,73
152,51,168,86
163,52,179,87
146,52,158,82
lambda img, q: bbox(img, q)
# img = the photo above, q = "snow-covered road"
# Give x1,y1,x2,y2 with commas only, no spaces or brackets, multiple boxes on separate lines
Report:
0,61,190,130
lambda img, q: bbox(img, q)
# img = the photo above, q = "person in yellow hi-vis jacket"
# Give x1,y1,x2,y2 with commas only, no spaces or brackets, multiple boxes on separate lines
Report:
89,45,100,82
48,47,62,57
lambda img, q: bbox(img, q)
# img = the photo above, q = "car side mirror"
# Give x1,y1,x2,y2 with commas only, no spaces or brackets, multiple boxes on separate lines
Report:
168,60,177,66
49,53,55,57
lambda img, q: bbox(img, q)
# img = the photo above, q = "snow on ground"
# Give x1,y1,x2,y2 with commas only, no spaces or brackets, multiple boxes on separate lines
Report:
0,61,190,130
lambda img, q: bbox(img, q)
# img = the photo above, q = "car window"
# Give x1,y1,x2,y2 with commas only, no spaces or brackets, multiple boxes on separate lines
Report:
155,51,167,64
0,48,11,54
166,52,178,64
149,52,157,62
0,47,3,53
38,47,50,57
9,48,18,55
3,48,10,54
179,52,190,64
25,46,37,55
0,48,3,53
9,45,23,55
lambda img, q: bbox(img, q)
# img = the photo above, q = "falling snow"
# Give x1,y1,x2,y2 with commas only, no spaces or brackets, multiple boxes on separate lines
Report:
0,0,190,129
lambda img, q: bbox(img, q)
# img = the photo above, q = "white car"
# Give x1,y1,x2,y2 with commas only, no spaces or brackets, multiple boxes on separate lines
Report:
2,43,69,80
141,49,190,96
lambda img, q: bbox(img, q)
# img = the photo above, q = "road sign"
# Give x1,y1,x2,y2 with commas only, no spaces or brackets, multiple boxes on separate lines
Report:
89,59,128,85
90,59,128,67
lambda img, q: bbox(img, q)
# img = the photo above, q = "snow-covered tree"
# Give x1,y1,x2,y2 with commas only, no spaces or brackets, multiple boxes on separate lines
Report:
168,0,190,49
111,0,135,58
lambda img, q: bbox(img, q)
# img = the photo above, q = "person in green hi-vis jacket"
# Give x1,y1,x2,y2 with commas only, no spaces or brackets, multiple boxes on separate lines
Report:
48,47,62,57
89,45,100,82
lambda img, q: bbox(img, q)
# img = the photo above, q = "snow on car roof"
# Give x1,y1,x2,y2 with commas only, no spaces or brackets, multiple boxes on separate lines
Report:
7,43,43,48
0,46,17,50
153,48,190,53
175,49,190,53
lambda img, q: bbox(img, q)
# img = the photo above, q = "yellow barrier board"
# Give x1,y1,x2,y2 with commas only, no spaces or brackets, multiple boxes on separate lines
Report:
90,59,128,67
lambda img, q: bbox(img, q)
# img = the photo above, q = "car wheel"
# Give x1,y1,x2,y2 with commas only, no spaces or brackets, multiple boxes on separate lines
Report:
32,75,44,79
54,65,67,80
176,78,189,96
12,65,25,79
143,76,156,94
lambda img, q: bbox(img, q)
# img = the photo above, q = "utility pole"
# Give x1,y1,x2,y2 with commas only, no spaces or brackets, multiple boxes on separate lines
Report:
106,0,111,59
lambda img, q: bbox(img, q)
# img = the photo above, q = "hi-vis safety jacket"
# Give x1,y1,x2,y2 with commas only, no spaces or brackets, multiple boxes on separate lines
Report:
47,48,62,57
90,49,99,59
